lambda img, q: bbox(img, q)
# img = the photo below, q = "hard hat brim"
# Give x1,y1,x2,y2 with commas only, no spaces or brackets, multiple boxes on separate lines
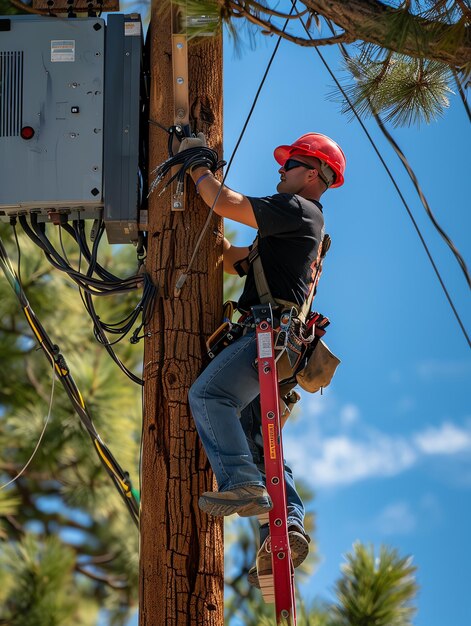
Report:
274,145,295,165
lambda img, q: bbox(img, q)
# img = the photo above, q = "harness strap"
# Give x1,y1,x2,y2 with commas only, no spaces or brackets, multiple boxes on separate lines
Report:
240,235,330,322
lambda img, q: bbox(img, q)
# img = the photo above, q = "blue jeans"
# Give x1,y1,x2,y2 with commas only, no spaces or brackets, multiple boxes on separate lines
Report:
188,330,305,528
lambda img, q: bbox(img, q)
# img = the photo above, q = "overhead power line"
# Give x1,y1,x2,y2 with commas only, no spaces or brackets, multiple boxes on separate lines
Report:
290,3,470,349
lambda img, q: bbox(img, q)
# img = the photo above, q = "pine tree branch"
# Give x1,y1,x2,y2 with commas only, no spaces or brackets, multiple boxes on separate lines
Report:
303,0,471,68
227,1,354,47
455,0,471,20
8,0,45,15
75,564,129,590
3,514,24,536
232,0,310,21
79,552,117,565
25,359,52,403
228,1,471,68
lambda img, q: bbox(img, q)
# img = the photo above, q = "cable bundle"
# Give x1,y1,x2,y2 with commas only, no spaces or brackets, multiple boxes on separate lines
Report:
0,235,140,525
14,215,158,384
19,214,143,296
149,146,225,197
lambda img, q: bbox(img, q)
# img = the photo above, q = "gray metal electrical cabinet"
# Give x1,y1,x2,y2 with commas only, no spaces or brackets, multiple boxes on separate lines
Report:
103,14,143,244
0,14,143,243
0,16,105,219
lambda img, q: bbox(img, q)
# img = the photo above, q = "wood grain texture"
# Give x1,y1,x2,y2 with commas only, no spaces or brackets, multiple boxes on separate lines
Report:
140,4,224,625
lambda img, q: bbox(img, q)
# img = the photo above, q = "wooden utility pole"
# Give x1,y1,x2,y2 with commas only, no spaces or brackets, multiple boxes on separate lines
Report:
140,3,224,625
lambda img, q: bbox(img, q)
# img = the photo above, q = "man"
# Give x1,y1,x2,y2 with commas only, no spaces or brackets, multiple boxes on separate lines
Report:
184,132,346,584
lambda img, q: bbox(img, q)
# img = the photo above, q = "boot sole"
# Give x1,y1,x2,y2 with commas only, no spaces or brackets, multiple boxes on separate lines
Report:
248,531,310,589
199,494,272,517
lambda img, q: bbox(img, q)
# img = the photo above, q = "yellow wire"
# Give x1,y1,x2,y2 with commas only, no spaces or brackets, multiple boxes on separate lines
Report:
24,307,42,343
94,439,130,494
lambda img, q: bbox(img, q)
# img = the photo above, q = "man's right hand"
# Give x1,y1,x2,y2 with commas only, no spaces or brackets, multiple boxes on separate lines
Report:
178,132,207,152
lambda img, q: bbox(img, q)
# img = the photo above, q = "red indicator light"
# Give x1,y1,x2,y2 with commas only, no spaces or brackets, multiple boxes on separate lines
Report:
20,126,35,140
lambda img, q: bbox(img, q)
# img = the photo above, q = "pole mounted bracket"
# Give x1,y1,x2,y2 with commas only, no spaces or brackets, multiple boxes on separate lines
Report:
171,6,190,211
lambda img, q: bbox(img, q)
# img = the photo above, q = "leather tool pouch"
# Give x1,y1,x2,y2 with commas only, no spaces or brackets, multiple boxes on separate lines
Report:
296,338,341,393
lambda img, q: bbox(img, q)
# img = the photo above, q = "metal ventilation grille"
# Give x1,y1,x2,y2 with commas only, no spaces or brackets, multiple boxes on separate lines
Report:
0,51,24,137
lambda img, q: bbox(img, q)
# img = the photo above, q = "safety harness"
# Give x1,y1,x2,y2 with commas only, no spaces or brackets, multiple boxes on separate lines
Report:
234,232,331,323
206,231,340,398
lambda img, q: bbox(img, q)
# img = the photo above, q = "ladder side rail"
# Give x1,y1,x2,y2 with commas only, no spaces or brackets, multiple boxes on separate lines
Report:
253,304,297,625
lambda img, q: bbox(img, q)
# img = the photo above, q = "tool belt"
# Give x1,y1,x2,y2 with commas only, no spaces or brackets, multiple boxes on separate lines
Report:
274,309,340,394
205,320,245,360
296,337,340,393
242,233,340,394
206,230,341,394
205,301,247,360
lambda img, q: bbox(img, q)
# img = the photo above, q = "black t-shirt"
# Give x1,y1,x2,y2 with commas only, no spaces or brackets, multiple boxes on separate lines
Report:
237,193,325,311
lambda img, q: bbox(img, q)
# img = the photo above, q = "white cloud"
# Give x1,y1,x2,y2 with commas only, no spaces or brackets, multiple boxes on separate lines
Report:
307,434,416,487
284,418,471,489
414,422,471,455
374,502,417,535
303,392,331,418
340,403,360,425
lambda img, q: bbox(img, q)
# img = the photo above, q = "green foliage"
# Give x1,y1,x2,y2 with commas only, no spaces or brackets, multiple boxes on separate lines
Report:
0,224,142,624
0,534,79,626
0,0,26,15
336,54,453,126
177,0,469,126
0,232,419,625
172,0,222,39
225,538,418,626
333,543,418,626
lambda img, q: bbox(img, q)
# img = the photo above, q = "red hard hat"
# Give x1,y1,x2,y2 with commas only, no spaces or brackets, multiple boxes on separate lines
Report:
274,132,346,188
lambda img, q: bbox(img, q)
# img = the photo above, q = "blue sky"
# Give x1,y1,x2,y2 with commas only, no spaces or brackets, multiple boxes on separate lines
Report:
221,18,470,626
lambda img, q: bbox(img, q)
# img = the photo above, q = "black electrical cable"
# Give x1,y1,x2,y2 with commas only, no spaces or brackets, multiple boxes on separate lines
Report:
16,214,157,380
78,283,147,383
63,219,122,283
452,68,471,124
291,4,470,349
149,145,225,196
21,215,144,295
0,235,140,525
322,20,470,291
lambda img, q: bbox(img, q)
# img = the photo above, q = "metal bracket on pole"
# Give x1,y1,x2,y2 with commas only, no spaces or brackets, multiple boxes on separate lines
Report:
253,304,297,626
171,6,190,211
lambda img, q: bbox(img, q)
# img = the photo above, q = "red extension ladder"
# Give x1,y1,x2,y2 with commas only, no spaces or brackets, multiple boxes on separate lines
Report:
253,304,297,626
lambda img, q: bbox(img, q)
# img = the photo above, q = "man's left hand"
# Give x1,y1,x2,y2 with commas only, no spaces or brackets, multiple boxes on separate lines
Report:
178,132,207,152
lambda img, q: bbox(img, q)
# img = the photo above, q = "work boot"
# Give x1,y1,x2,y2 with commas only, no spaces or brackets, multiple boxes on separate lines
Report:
199,485,273,517
247,526,311,589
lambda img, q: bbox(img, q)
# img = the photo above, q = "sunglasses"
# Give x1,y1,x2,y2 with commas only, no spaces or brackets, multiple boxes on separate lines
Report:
282,158,315,172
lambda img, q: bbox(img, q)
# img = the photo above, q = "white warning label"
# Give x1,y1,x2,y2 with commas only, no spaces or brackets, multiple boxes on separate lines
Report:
51,40,75,63
257,332,273,359
125,21,141,36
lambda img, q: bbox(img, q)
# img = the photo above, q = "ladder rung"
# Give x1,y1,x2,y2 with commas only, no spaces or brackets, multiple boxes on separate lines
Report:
259,574,275,604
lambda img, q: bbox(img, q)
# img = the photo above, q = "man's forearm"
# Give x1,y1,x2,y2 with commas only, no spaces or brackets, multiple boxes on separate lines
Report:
222,237,250,275
189,167,257,228
190,167,221,209
190,167,243,212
